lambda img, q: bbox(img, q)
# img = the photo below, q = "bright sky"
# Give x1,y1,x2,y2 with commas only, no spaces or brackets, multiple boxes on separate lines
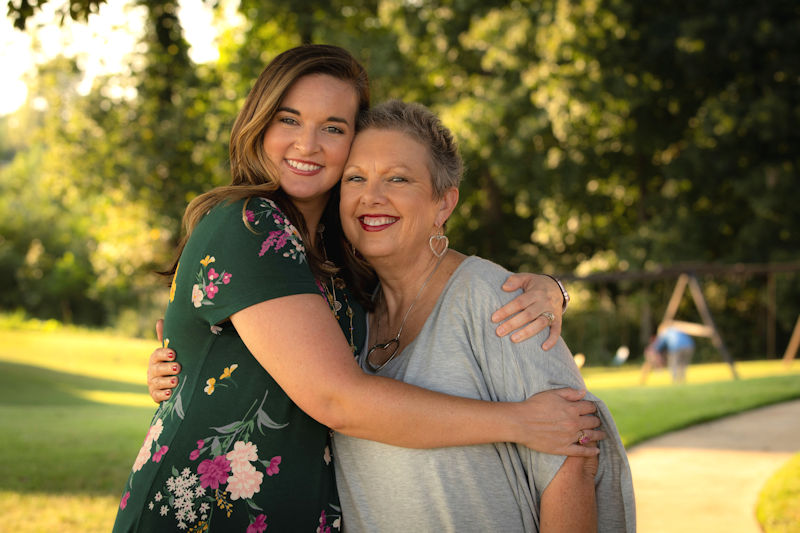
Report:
0,0,227,116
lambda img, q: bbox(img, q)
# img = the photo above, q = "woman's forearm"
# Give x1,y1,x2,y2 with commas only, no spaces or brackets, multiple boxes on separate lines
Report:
232,294,599,454
326,374,603,456
325,372,526,447
540,453,598,532
233,294,527,447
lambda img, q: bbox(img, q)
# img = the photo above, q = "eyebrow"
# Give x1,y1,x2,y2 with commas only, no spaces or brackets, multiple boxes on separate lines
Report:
277,106,350,125
344,164,414,174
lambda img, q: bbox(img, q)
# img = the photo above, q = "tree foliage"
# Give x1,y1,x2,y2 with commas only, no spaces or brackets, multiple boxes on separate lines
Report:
7,0,105,29
2,0,798,354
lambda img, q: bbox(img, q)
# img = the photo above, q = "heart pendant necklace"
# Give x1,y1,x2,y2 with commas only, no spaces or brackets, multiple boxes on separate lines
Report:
366,251,446,372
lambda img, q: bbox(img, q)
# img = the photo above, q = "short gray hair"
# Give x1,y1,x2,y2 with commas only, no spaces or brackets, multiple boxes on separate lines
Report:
356,100,462,199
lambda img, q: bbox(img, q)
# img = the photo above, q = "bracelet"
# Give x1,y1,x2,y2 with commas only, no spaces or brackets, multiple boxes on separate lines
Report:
545,274,570,314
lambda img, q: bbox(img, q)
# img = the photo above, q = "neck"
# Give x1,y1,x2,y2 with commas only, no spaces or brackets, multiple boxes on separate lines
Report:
373,249,468,330
365,249,465,372
375,252,441,319
292,195,330,247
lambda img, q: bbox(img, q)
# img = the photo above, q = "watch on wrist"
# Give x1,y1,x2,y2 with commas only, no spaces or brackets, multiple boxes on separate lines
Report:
545,274,570,313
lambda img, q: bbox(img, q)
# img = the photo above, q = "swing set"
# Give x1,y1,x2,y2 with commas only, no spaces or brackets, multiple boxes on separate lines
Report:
562,261,800,378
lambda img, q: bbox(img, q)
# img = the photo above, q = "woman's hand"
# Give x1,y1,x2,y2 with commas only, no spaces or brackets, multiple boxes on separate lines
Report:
147,319,181,404
516,388,605,457
492,273,566,349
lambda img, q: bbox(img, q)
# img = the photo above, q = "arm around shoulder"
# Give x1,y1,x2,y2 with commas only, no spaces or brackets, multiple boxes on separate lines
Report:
231,292,536,449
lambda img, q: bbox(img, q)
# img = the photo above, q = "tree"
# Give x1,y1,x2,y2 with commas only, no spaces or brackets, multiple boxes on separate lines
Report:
4,0,798,353
7,0,105,29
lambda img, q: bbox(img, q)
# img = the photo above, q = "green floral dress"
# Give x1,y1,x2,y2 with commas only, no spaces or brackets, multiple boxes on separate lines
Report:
113,197,364,533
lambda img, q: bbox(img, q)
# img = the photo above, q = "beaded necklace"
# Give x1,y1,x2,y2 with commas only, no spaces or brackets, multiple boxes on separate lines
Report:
317,224,357,354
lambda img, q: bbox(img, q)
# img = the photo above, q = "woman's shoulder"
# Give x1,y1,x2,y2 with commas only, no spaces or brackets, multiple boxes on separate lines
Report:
434,256,514,318
436,256,555,353
202,197,288,228
449,256,512,294
171,196,318,322
194,197,302,246
182,195,311,272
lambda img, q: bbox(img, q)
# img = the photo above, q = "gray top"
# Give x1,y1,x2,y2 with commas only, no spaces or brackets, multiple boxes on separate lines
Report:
333,256,635,532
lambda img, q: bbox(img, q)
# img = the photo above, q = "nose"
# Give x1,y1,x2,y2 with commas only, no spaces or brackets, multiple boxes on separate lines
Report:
360,176,386,206
294,127,319,154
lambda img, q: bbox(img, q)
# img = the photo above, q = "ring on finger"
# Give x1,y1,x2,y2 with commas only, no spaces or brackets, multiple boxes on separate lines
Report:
539,311,555,326
578,431,591,445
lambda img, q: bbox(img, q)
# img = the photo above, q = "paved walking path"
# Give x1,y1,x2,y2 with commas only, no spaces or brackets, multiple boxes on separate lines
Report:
627,398,800,533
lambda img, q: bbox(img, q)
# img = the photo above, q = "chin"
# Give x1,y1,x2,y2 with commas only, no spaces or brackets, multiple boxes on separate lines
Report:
355,246,392,263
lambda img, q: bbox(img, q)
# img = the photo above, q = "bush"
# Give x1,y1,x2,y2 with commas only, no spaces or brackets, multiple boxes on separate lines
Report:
757,453,800,533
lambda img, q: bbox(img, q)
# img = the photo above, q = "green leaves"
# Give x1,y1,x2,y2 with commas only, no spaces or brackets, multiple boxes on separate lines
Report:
4,0,798,355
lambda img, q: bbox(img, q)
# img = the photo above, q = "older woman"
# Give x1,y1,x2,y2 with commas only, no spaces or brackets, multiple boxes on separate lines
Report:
332,100,635,531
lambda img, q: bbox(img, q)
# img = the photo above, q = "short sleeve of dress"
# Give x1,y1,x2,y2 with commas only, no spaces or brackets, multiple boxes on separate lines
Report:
175,197,322,326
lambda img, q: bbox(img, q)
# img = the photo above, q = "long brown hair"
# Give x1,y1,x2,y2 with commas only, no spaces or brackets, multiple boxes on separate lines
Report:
164,44,370,289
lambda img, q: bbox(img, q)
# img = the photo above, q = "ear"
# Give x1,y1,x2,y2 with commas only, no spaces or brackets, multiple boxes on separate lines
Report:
435,187,459,227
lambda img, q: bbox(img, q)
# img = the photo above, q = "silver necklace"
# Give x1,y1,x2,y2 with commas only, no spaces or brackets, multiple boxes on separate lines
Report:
366,253,445,372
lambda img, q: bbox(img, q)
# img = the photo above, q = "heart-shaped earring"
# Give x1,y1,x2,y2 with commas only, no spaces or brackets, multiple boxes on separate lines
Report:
366,338,401,372
429,234,449,259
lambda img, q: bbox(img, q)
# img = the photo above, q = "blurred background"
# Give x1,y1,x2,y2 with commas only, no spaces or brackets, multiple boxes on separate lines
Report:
2,0,799,364
2,3,800,531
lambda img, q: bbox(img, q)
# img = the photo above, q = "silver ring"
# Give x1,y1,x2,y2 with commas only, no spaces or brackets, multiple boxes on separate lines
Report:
539,311,555,325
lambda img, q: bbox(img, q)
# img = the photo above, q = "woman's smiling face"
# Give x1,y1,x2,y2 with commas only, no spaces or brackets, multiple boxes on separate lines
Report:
262,73,359,216
340,128,456,263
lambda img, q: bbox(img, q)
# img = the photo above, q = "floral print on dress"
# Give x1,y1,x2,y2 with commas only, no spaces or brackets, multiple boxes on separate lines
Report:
191,256,232,308
203,364,238,396
132,418,166,473
170,262,180,303
247,514,268,533
317,508,342,533
141,367,292,530
119,416,172,509
245,198,307,263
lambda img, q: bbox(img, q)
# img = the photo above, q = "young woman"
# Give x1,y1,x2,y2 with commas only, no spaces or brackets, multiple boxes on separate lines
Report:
116,45,601,532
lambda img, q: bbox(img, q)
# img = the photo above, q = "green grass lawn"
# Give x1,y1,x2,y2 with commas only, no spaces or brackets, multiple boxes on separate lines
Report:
0,326,157,532
582,361,800,447
1,323,799,532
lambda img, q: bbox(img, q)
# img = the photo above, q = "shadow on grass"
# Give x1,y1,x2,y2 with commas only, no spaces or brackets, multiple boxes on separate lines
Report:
0,360,149,406
0,361,156,496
